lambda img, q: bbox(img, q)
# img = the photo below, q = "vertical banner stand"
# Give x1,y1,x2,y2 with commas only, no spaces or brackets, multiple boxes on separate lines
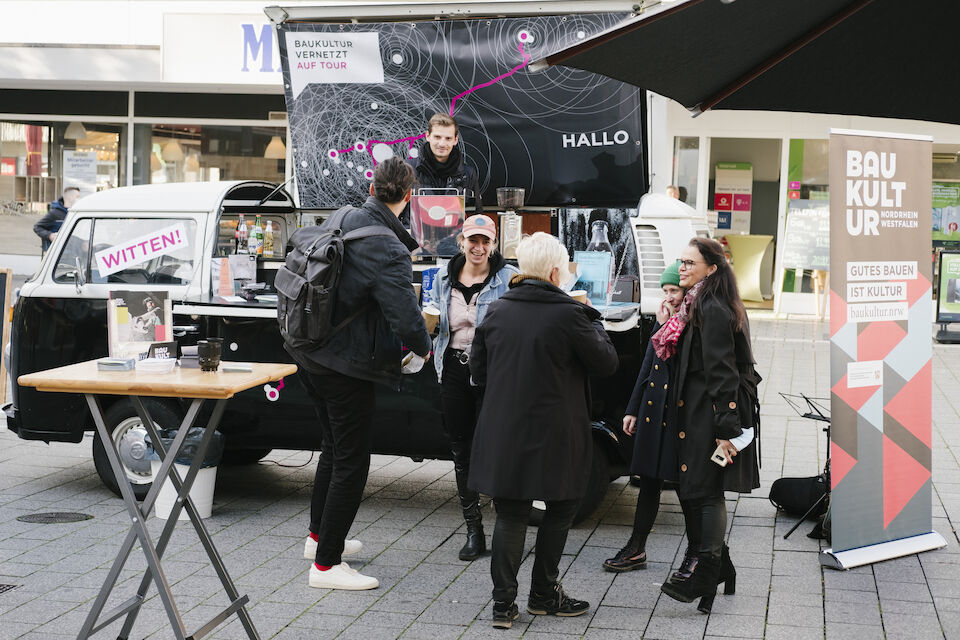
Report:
822,129,946,570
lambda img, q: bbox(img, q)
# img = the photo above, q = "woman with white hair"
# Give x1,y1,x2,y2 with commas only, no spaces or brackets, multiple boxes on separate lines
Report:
468,232,619,629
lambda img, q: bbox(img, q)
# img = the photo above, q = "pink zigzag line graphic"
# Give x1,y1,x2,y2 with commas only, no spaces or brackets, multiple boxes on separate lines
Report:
334,40,531,162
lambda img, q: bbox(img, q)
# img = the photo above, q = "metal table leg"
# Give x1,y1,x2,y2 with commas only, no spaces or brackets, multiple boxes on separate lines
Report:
75,395,259,640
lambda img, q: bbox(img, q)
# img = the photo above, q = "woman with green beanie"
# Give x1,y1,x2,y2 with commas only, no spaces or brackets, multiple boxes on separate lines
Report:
602,260,691,573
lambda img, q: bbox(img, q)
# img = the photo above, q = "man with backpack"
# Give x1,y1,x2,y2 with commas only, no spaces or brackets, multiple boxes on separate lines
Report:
281,157,432,590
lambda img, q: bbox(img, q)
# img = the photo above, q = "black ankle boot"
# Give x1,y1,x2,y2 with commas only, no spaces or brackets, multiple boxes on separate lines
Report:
660,554,719,612
460,521,485,560
669,547,698,583
718,544,736,595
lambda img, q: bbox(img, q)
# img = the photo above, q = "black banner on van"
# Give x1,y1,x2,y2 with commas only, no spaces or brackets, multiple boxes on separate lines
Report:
277,14,647,209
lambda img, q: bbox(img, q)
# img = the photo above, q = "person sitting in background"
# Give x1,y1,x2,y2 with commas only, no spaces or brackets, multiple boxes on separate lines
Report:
34,186,80,252
468,232,619,629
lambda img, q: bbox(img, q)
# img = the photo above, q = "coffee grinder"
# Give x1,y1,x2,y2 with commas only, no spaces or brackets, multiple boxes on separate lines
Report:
496,187,525,259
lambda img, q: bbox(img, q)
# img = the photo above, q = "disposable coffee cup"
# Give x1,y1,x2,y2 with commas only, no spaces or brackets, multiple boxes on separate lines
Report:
569,290,588,304
422,306,440,334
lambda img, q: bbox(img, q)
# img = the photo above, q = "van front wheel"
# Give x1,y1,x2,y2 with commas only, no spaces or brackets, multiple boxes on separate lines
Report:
92,400,183,500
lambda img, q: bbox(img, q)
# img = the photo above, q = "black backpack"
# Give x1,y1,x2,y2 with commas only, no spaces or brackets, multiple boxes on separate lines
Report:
275,206,394,346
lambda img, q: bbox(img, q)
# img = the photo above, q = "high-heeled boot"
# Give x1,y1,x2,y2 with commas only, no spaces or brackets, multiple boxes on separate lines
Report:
717,544,736,595
660,554,719,612
669,547,698,583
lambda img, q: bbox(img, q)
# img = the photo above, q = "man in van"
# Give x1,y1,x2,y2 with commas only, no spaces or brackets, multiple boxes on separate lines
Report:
409,113,483,215
288,157,432,591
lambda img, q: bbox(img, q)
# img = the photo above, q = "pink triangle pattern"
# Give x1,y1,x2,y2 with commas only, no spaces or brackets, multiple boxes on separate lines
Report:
831,442,857,490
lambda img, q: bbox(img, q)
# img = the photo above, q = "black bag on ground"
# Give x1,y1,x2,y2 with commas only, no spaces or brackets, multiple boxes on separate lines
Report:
769,474,827,520
275,206,393,346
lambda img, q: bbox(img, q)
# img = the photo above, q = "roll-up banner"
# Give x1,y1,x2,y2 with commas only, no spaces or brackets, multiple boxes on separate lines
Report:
276,15,647,210
823,129,945,569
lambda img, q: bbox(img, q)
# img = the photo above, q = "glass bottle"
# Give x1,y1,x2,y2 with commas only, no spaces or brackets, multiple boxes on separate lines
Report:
263,220,275,258
236,214,248,254
586,220,615,303
250,215,264,256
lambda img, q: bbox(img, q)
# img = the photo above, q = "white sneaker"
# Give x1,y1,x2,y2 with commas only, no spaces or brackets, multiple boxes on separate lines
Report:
303,536,362,560
308,562,378,590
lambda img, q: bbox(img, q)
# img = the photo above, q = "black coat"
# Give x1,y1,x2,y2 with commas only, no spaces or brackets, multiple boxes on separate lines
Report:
672,296,760,500
467,278,619,501
625,324,678,482
284,196,431,388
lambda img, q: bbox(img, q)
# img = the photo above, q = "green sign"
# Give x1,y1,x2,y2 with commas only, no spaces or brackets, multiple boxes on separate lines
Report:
933,181,960,246
938,251,960,323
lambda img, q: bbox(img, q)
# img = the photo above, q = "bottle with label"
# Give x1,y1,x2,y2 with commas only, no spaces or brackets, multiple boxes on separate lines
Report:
586,219,615,304
263,220,275,258
236,214,248,254
250,215,264,256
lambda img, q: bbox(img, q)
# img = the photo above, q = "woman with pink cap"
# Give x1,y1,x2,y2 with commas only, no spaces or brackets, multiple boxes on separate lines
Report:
430,214,518,560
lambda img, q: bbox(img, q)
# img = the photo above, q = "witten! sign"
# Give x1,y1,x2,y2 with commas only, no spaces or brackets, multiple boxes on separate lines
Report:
828,130,934,558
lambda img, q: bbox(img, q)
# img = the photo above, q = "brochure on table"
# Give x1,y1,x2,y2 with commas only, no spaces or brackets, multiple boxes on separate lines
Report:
107,290,174,360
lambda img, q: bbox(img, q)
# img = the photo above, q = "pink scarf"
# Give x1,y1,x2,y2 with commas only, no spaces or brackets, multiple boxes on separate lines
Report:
650,279,705,360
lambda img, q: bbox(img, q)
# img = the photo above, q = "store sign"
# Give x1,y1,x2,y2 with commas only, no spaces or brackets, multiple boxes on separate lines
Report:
163,14,282,85
62,150,97,195
826,129,944,568
714,162,752,233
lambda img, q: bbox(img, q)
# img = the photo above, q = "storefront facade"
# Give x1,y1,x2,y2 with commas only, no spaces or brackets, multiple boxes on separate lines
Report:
648,94,960,314
0,2,292,213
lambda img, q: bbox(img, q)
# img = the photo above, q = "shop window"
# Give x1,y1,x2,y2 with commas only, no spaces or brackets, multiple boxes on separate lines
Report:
672,136,698,207
88,218,198,285
135,123,285,186
0,120,125,214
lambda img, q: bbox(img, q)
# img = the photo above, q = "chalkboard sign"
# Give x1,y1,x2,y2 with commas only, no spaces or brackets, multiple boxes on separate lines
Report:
781,201,830,271
0,269,11,402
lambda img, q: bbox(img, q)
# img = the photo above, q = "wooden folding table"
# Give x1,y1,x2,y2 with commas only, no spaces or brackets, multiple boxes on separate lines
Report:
18,359,297,640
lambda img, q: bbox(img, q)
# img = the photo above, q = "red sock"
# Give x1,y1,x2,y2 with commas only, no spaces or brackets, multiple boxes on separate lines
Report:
314,562,332,571
309,531,319,542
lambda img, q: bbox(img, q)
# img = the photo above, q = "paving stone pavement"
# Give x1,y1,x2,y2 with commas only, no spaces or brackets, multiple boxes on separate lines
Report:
0,312,959,639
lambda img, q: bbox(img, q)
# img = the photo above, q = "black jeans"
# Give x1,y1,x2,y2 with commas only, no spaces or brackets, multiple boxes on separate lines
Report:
490,497,579,603
679,495,726,561
302,369,376,566
627,475,664,550
440,351,483,504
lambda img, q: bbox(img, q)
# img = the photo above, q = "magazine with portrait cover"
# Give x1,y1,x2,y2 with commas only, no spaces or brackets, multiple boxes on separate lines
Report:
107,290,173,360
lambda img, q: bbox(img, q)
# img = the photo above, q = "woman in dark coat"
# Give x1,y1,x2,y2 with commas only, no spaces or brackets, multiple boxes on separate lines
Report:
655,237,760,613
603,260,693,573
469,232,619,629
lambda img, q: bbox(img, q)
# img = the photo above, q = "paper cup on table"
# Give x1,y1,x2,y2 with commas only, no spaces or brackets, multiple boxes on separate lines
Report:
422,306,440,334
569,290,588,304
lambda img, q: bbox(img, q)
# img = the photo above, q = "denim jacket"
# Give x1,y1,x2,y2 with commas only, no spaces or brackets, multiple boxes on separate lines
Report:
431,260,518,381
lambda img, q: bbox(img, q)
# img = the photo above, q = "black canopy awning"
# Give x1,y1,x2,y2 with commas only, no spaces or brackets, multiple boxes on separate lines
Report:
533,0,960,126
